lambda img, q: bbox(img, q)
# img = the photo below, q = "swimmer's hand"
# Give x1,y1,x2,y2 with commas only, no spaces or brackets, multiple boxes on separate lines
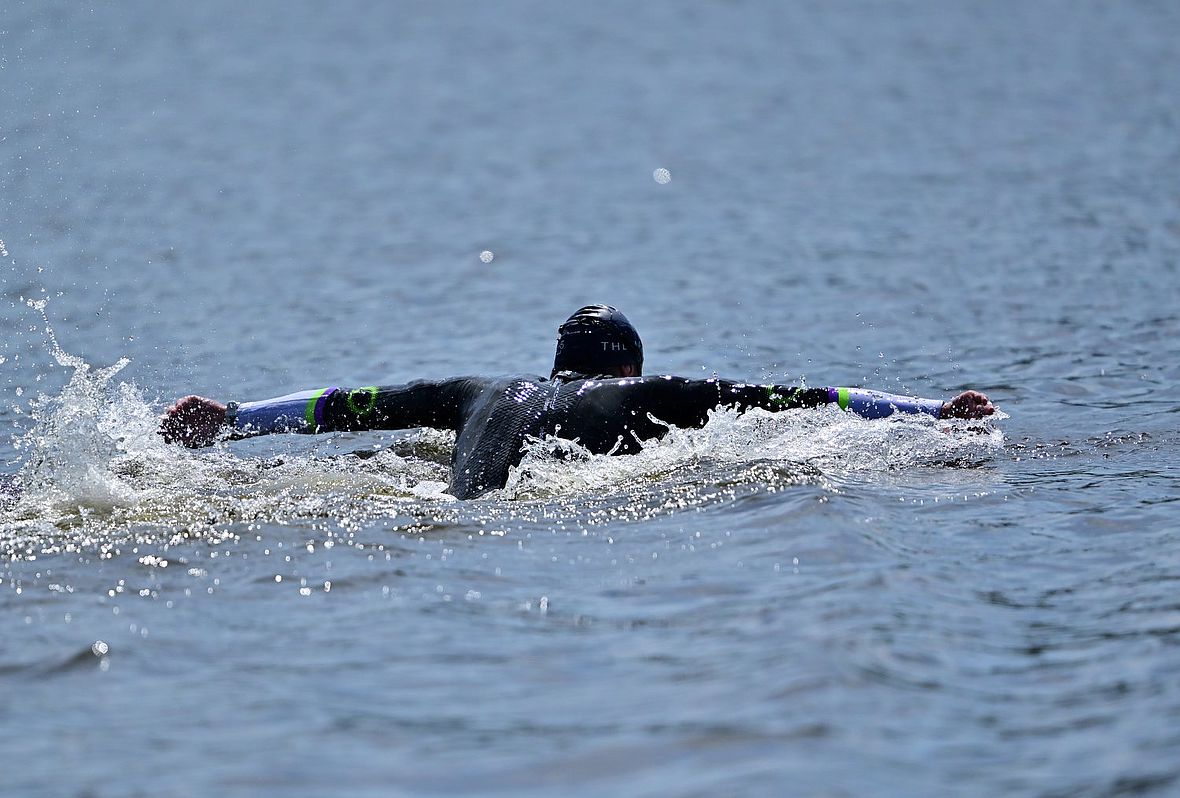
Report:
159,395,228,447
940,390,995,420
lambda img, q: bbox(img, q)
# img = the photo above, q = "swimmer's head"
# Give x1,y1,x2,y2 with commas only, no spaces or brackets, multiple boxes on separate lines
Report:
552,304,644,378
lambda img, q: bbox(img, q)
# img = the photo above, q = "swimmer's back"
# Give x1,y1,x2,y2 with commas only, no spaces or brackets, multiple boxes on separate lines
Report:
448,373,731,498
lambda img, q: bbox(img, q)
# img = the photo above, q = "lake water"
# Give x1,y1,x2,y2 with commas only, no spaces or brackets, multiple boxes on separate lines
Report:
3,1,1180,795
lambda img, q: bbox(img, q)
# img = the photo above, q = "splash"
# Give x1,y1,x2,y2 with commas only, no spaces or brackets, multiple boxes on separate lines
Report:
2,302,455,557
501,405,1004,500
13,298,136,510
4,354,456,553
15,355,136,508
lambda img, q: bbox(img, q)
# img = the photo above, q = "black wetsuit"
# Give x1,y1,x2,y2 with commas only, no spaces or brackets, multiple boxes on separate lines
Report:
231,373,858,499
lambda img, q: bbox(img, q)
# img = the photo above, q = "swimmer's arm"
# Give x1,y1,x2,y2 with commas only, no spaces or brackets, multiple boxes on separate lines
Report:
160,379,484,447
626,378,992,427
749,384,994,420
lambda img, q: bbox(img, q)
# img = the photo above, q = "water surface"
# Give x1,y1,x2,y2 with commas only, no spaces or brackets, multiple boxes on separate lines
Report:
3,2,1180,796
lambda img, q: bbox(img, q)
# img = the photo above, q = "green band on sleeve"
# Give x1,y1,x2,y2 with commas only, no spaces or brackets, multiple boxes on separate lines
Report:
346,386,379,416
304,388,329,427
837,387,850,410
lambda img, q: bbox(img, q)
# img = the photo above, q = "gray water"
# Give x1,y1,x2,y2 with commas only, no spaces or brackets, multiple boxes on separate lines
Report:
3,1,1180,795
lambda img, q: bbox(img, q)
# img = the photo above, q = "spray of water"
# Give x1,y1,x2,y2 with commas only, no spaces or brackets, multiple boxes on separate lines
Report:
12,298,136,508
2,302,455,556
501,405,1005,500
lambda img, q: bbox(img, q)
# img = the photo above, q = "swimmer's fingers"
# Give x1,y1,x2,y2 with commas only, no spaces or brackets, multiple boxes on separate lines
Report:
941,390,996,420
158,395,228,447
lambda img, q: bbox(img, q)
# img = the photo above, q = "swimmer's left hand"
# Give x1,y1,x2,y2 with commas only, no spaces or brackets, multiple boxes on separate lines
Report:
940,390,995,420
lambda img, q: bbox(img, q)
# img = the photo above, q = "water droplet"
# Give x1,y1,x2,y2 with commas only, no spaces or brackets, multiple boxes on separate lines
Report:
653,168,671,184
479,250,494,264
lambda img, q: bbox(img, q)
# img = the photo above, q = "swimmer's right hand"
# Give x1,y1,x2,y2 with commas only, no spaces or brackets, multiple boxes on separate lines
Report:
159,395,228,447
940,390,996,420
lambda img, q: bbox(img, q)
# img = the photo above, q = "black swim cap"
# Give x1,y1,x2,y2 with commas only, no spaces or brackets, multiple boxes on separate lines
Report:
553,304,644,376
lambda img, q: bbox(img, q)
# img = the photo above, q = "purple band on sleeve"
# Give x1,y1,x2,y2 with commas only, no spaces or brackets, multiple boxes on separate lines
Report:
314,387,337,427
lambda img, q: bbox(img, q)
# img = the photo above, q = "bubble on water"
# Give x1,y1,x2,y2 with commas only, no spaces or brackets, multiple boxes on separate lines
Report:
653,168,671,184
479,250,494,264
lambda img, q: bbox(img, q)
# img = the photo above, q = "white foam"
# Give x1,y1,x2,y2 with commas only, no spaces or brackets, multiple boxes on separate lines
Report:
501,405,1004,500
3,335,455,549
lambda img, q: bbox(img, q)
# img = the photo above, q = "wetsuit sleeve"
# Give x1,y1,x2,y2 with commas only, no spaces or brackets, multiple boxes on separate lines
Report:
229,378,485,436
737,383,945,419
622,377,943,429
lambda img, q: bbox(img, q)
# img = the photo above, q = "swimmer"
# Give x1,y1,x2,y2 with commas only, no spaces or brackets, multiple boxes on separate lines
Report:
161,305,995,499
